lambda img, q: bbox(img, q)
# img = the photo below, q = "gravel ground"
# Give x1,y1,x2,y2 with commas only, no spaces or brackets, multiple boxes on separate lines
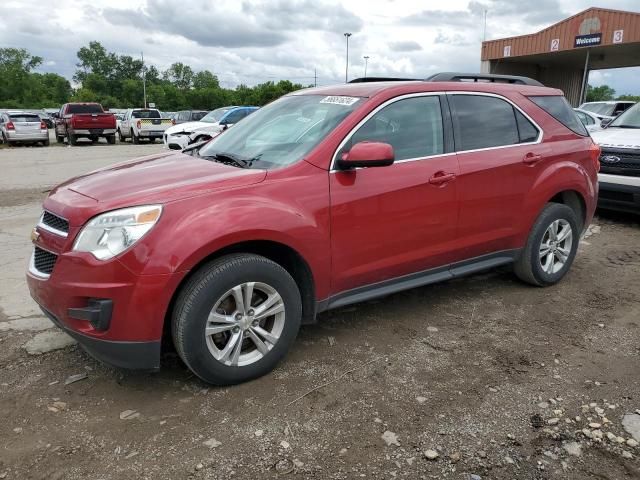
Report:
1,139,639,480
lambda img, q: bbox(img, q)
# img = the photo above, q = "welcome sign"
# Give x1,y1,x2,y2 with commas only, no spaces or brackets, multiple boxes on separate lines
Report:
574,33,601,47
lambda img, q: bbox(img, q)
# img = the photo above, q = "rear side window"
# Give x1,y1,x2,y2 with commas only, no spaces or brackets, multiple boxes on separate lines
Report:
8,114,40,123
529,96,588,136
451,95,520,150
67,104,103,114
515,110,539,142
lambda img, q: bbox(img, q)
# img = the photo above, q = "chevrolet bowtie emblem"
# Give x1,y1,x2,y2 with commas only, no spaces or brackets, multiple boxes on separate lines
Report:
31,228,40,243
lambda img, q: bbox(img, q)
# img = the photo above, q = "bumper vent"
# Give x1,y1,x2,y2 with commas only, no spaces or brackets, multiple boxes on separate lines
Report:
41,211,69,235
33,246,58,275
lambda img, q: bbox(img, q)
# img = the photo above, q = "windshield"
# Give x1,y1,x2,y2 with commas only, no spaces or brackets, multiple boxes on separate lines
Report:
200,107,232,123
609,103,640,128
582,103,614,116
132,109,160,119
198,94,362,169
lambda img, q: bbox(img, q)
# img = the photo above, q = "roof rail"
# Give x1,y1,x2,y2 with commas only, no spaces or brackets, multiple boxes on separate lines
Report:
348,77,421,83
426,72,543,86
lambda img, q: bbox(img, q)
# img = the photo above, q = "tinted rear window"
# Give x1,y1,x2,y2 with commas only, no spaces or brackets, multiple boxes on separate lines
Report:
67,104,104,114
132,110,160,119
9,114,40,123
191,111,207,121
529,96,588,136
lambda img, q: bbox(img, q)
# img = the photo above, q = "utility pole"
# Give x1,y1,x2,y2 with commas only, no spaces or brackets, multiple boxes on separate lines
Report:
314,68,317,87
363,56,370,78
344,33,352,83
141,51,147,108
483,9,488,42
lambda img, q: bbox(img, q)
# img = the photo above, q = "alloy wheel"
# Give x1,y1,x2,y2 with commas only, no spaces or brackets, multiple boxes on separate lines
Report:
205,282,285,367
539,219,573,274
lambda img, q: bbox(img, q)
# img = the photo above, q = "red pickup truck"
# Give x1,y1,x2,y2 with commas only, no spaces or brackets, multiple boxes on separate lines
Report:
54,103,116,145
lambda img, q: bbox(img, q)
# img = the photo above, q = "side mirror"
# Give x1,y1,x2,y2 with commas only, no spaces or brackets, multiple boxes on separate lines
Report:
337,141,395,169
600,118,612,128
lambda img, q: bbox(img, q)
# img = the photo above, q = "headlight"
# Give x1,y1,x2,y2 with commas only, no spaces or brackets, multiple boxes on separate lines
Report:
73,205,162,260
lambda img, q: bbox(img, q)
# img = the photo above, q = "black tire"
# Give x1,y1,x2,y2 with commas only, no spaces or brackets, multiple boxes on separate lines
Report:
106,134,116,145
132,130,139,144
514,203,579,287
149,137,156,143
118,129,125,142
67,131,77,146
42,138,50,147
172,254,302,385
56,135,64,144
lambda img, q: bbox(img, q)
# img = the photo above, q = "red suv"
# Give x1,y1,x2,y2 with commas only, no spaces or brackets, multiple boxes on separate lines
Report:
27,74,599,385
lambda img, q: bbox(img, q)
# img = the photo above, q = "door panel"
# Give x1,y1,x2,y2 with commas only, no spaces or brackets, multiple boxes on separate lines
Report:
329,94,461,295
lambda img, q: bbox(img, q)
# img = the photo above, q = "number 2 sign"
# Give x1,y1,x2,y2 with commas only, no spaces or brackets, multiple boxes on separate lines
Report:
550,39,559,51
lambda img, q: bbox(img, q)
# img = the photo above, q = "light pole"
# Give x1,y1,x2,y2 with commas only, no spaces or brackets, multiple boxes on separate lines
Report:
344,32,352,83
363,55,370,78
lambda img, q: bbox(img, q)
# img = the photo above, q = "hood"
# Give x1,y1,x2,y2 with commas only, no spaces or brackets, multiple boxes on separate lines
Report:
591,128,640,150
166,121,214,135
49,151,266,224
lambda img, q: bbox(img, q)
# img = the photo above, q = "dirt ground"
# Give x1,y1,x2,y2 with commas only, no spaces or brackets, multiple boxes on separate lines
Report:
0,140,639,480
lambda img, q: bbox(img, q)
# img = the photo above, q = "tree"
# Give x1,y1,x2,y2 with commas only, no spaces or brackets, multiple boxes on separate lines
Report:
617,94,640,102
164,62,194,90
192,70,220,90
586,84,616,102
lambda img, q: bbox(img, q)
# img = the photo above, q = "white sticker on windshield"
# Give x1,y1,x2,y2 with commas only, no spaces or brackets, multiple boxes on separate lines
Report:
320,96,359,106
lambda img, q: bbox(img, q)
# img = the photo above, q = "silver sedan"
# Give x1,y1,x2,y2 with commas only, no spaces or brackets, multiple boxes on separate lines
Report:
0,111,50,146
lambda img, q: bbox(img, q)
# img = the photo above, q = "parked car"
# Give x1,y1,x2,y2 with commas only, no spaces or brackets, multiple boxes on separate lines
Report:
164,106,258,149
172,110,208,125
27,74,599,385
38,112,55,129
0,111,49,146
578,101,635,125
574,108,602,133
117,108,173,144
54,103,117,145
590,102,640,213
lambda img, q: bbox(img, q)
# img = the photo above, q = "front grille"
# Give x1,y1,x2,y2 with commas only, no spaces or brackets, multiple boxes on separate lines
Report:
600,150,640,176
41,211,69,234
34,246,58,275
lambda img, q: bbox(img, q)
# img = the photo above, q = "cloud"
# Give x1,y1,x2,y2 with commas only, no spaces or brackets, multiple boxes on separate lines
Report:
389,41,422,52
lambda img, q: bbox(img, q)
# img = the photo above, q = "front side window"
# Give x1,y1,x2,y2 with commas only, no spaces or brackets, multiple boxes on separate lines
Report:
342,96,444,161
199,94,362,169
451,95,520,150
222,110,245,124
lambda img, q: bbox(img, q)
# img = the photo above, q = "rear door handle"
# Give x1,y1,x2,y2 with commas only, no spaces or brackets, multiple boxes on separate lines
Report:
429,171,456,185
523,152,543,165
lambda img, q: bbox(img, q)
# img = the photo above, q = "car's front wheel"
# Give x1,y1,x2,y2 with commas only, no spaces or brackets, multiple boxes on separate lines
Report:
514,203,579,286
171,254,302,385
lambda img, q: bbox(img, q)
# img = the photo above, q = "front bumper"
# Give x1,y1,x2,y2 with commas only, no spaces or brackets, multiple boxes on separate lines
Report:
26,243,180,370
598,173,640,213
40,306,161,369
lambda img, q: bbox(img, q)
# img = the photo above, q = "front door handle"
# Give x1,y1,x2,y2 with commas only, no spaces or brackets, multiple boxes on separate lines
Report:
429,171,456,185
523,152,543,165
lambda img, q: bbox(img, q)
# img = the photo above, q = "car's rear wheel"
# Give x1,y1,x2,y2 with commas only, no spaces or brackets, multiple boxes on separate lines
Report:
172,254,302,385
42,138,50,147
132,130,139,144
514,203,579,286
56,134,64,143
67,131,77,146
118,129,125,142
106,134,116,145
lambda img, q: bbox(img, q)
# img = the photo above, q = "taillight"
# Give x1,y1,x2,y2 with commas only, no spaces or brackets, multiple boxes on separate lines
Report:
589,142,601,172
136,120,141,129
171,119,176,125
40,121,47,130
5,121,15,130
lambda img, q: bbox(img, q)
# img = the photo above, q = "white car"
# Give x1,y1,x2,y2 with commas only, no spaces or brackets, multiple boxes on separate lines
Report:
163,106,258,149
578,101,635,124
118,108,173,144
590,103,640,213
573,108,602,133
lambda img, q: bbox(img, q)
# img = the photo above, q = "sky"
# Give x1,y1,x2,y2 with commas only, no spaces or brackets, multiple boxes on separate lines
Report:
2,0,639,94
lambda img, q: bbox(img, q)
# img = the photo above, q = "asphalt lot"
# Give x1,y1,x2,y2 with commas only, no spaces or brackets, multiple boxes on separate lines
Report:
1,136,639,480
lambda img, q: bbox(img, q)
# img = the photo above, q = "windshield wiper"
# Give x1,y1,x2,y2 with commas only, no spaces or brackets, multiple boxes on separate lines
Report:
200,152,251,168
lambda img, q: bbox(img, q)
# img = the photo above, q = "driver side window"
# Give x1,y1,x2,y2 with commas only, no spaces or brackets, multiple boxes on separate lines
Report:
341,96,444,161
